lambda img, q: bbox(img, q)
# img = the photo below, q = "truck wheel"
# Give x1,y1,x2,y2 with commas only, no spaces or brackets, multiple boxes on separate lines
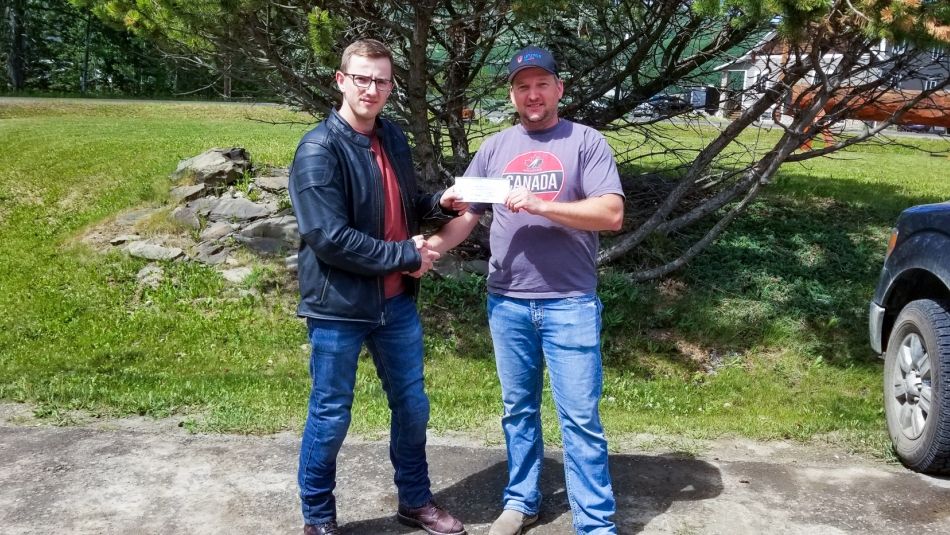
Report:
884,299,950,474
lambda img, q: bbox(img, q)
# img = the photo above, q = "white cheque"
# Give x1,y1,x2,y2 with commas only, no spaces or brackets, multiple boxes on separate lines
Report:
453,176,511,204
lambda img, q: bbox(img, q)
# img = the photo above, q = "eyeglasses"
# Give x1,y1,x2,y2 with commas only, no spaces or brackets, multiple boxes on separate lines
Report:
343,73,395,92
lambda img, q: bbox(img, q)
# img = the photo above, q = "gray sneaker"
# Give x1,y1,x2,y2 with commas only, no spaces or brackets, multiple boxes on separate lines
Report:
487,509,538,535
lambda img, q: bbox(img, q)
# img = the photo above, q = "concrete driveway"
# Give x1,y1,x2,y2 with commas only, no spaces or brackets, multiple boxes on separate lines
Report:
1,403,948,534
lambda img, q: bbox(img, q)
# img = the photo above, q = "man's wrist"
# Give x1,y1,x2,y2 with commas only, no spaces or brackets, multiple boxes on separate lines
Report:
534,199,551,217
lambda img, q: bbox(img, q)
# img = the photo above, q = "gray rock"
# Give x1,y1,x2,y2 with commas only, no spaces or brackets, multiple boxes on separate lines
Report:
189,197,219,217
169,184,206,204
193,242,230,265
275,206,294,217
262,201,282,215
232,235,287,256
432,254,489,278
256,175,289,193
240,216,298,245
110,234,141,246
171,205,200,230
127,241,183,261
220,266,253,284
199,222,234,241
285,254,298,273
171,148,251,187
208,197,272,223
432,254,464,279
136,264,164,289
463,259,489,276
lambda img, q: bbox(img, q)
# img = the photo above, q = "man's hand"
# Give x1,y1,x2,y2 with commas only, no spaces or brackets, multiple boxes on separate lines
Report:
405,235,441,278
440,186,470,214
504,190,624,231
505,186,546,215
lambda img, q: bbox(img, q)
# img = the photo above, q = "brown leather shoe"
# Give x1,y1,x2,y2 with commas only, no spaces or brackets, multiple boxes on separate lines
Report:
396,500,466,535
303,521,341,535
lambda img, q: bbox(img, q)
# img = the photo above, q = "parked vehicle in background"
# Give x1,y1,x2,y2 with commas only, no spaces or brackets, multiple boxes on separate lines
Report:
648,94,692,115
631,94,693,118
897,124,932,133
632,101,654,117
869,202,950,474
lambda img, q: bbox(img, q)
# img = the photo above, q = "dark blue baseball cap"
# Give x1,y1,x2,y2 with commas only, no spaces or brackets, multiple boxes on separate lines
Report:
508,46,558,81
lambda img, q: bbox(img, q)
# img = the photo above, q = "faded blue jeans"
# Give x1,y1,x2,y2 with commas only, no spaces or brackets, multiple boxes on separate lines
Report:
298,294,432,525
487,293,616,535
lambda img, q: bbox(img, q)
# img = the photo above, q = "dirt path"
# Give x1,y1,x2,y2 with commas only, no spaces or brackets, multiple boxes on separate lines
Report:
1,403,948,534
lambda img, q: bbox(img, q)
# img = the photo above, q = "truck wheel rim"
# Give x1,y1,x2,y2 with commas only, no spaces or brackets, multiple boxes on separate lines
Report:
892,332,933,440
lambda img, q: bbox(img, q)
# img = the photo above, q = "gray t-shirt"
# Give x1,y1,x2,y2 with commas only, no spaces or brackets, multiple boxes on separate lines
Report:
466,119,624,298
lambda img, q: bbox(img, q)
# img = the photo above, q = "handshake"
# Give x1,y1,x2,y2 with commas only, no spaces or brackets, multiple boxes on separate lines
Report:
405,235,440,278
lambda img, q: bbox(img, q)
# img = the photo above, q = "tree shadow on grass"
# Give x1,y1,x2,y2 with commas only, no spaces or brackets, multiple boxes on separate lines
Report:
603,171,949,373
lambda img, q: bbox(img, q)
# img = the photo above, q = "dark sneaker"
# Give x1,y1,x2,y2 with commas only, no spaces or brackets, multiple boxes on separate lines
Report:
487,509,538,535
396,499,466,535
304,520,341,535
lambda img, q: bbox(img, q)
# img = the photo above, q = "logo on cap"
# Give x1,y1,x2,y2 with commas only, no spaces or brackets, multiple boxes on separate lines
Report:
508,46,557,80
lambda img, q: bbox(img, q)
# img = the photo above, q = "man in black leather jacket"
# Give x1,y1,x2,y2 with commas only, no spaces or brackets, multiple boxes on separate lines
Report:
289,39,467,535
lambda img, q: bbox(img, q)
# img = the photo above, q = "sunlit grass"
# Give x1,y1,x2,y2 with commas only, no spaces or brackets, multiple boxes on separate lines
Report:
1,98,948,461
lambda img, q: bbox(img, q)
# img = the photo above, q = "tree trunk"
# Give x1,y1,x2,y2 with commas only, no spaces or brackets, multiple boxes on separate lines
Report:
442,46,470,177
81,14,91,93
404,2,444,190
221,56,232,99
6,0,26,91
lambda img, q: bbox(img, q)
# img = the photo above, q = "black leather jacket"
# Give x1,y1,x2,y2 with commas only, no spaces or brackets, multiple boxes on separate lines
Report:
289,108,453,322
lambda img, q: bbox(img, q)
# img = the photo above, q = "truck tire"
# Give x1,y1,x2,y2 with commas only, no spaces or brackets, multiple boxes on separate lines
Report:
884,298,950,474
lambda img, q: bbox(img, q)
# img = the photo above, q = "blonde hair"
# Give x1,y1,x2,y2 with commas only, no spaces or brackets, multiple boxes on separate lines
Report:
340,39,393,72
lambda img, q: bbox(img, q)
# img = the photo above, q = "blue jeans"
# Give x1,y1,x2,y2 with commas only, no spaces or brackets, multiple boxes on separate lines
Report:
298,294,432,525
487,294,616,535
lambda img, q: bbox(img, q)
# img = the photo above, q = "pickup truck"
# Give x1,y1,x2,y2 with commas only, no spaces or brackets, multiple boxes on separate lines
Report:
869,202,950,474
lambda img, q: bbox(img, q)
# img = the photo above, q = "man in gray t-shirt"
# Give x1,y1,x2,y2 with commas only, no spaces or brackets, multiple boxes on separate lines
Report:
430,45,624,535
464,119,623,298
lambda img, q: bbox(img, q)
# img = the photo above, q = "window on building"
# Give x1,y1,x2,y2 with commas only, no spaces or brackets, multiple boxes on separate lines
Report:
924,79,939,90
932,47,945,61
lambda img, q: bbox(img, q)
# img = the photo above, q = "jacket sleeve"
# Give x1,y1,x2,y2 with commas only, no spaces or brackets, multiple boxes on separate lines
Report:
289,140,421,276
413,188,458,223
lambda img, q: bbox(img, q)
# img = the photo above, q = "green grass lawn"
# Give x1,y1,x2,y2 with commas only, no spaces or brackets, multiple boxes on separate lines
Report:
1,98,948,460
